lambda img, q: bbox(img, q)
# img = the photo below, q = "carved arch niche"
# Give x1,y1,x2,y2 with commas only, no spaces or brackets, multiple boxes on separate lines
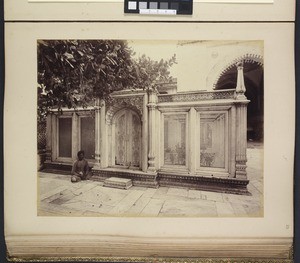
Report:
105,96,144,168
210,53,264,141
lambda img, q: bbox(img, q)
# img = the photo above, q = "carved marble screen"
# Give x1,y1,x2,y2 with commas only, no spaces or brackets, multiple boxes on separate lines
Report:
164,114,186,166
200,112,226,169
115,109,141,168
58,117,72,158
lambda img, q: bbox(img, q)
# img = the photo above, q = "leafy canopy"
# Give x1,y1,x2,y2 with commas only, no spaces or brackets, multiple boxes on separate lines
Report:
38,40,176,121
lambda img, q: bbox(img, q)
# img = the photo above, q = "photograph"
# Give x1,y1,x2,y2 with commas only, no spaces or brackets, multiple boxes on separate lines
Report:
37,39,264,217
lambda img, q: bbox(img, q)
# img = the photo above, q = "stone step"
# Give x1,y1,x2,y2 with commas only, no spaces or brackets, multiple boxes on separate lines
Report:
103,177,133,190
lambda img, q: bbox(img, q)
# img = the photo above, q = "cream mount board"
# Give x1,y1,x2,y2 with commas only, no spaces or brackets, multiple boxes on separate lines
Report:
29,0,274,3
4,22,294,260
5,0,295,21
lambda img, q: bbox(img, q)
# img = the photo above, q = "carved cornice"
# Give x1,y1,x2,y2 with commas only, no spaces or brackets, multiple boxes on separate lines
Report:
158,90,235,103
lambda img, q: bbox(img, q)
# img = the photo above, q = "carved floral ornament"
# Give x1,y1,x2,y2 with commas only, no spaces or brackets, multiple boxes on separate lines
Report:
105,95,144,124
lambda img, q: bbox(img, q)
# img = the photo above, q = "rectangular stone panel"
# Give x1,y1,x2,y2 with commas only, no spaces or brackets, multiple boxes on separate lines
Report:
200,112,226,168
164,114,186,166
58,117,72,158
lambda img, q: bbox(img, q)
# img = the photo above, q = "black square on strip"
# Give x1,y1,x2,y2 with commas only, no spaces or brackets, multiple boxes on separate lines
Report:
178,0,192,14
179,2,191,13
170,2,179,10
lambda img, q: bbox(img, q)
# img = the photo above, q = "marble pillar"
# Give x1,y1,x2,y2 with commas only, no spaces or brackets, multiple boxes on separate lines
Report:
235,61,249,179
147,89,158,173
72,112,78,160
100,100,108,168
229,106,236,178
142,93,148,172
94,99,101,168
45,113,52,162
189,107,196,174
51,113,57,161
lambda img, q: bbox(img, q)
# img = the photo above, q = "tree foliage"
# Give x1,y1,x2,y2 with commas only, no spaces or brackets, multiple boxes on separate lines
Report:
132,54,176,90
38,40,176,121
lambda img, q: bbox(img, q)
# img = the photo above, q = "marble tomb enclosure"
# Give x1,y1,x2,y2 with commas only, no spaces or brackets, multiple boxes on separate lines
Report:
44,62,253,194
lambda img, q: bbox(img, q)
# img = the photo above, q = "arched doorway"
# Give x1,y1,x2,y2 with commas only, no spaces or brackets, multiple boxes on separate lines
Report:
215,61,264,142
113,108,142,169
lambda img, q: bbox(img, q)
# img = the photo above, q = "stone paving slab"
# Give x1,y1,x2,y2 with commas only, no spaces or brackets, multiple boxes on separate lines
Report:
160,199,217,217
62,200,114,214
151,192,196,203
109,190,144,215
38,201,84,216
167,188,189,197
151,187,169,198
140,198,165,216
39,178,71,195
243,204,263,217
42,189,72,203
251,181,263,193
49,182,98,206
201,190,224,203
222,193,260,206
247,184,262,198
141,188,157,198
188,190,202,199
231,203,249,217
215,202,235,216
39,185,69,201
126,196,152,215
72,185,128,206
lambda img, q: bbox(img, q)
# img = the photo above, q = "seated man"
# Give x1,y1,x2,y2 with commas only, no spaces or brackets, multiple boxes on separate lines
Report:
71,150,91,183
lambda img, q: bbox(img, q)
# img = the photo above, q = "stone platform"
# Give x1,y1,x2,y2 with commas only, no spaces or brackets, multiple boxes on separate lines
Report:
157,172,250,195
92,168,249,195
103,177,132,190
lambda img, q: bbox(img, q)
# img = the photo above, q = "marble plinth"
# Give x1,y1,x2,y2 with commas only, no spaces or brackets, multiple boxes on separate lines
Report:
103,177,133,190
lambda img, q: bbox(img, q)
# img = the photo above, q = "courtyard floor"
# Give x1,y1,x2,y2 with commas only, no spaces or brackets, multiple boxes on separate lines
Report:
38,142,263,217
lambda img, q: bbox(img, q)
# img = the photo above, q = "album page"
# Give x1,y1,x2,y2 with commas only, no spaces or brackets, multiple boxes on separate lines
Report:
4,22,295,260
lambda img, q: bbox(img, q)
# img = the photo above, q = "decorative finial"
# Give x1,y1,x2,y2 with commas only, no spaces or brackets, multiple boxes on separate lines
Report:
236,61,246,99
